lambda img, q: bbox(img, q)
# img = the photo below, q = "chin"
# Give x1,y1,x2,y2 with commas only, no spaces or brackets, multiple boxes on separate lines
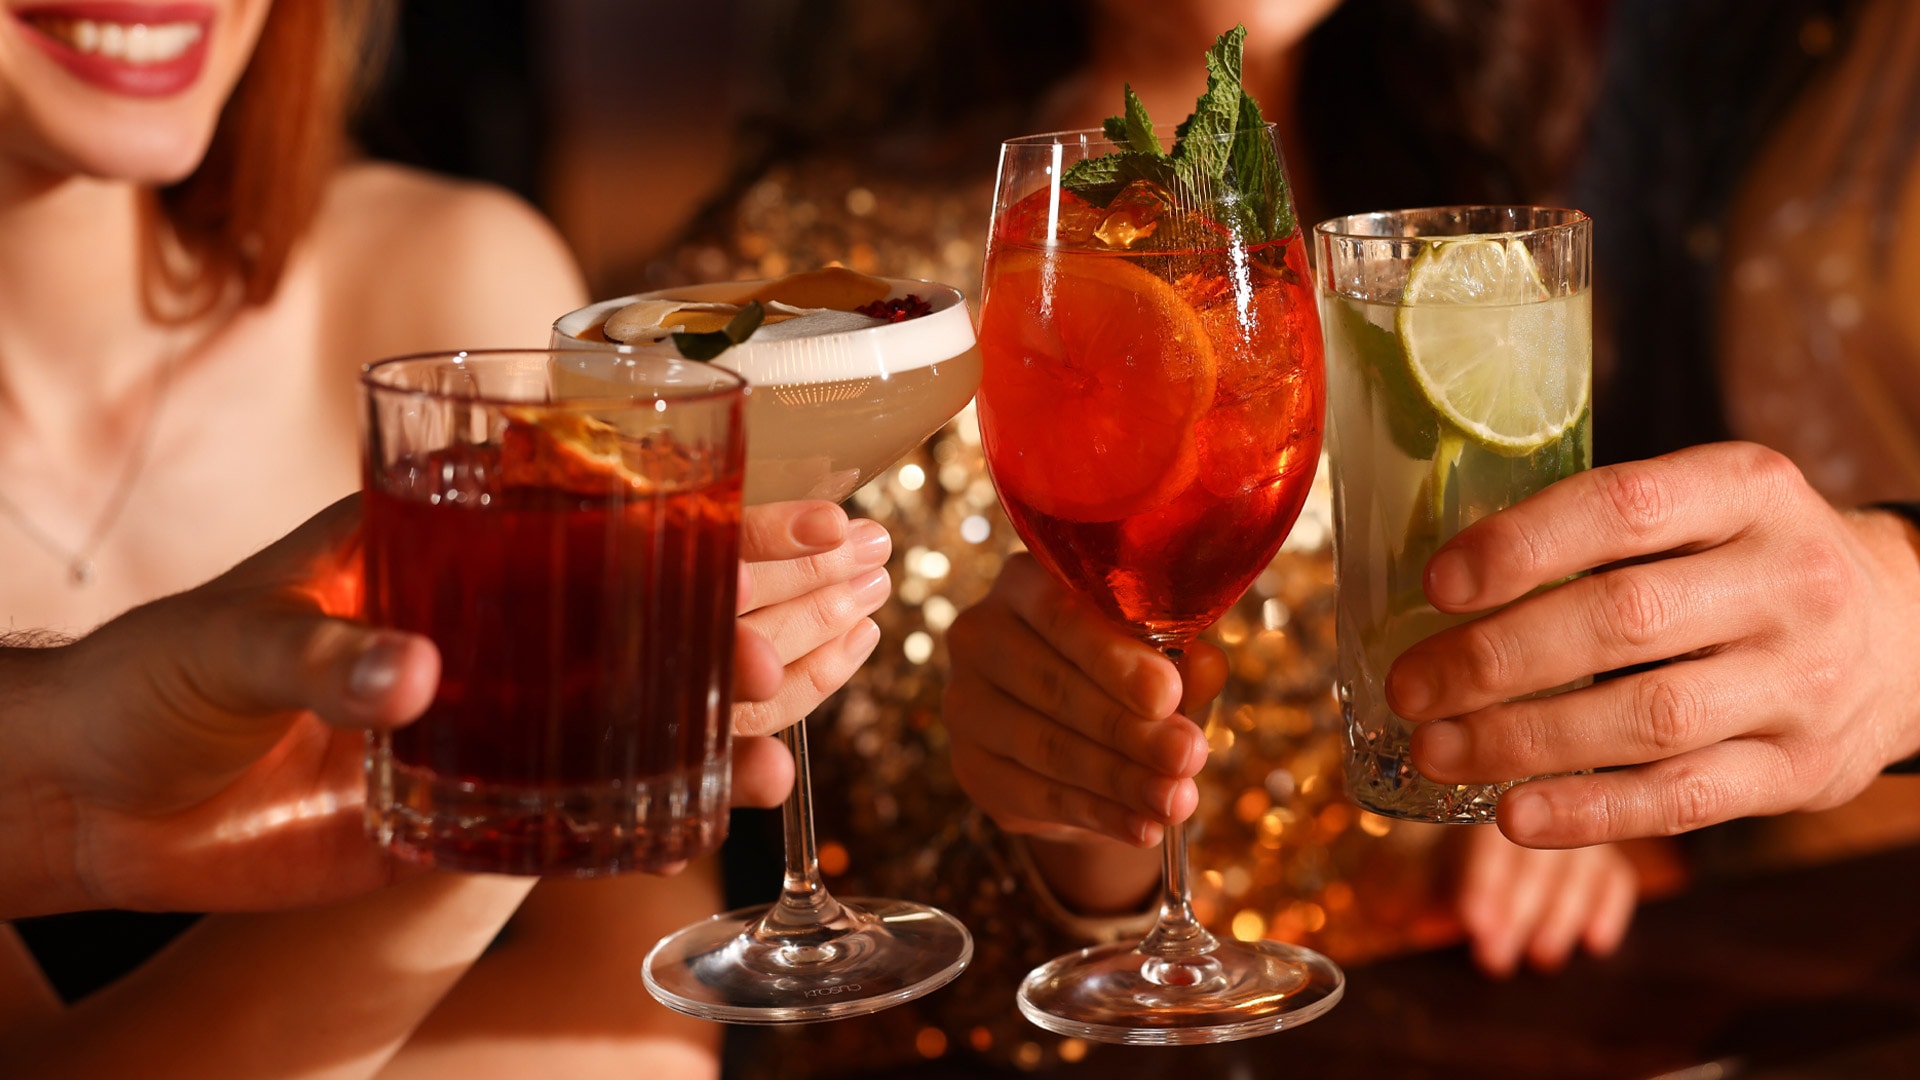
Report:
14,104,219,184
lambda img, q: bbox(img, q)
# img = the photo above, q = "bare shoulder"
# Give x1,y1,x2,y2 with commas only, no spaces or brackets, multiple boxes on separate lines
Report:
314,161,589,355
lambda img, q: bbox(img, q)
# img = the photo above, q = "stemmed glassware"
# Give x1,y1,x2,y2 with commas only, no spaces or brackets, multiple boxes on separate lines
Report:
975,126,1344,1044
552,278,981,1022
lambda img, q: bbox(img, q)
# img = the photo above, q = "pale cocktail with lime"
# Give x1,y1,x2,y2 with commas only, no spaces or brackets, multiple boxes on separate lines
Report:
1316,207,1592,823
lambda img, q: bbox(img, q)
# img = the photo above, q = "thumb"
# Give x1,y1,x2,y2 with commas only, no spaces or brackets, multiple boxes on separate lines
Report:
199,606,442,731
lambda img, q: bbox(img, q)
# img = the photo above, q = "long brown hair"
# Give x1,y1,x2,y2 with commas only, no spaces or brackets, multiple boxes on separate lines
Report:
142,0,392,322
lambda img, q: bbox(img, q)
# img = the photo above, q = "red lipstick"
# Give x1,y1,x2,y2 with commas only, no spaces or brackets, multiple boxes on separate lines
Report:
11,3,216,98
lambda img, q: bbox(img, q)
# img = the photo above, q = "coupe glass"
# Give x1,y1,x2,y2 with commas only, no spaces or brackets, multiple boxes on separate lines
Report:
976,128,1344,1044
554,280,979,1022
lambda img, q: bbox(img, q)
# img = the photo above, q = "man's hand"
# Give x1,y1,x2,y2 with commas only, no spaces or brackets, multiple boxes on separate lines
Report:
1390,443,1920,847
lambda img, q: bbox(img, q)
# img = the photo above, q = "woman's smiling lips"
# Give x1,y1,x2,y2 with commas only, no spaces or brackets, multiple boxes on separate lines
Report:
12,2,215,97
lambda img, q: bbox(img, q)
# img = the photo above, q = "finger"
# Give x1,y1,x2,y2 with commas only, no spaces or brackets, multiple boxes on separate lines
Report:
1459,822,1520,968
996,554,1182,718
1425,443,1801,612
1477,840,1565,978
951,608,1206,776
740,567,890,666
961,681,1200,824
744,519,892,613
1582,860,1638,957
221,494,364,593
729,735,795,808
949,741,1161,848
1174,642,1229,717
1413,655,1768,784
732,619,882,738
1390,546,1765,720
732,622,785,704
740,501,848,563
1523,849,1609,973
211,607,441,731
1497,737,1799,848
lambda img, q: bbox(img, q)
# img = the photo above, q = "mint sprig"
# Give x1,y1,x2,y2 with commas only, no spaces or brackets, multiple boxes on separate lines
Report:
1061,25,1293,244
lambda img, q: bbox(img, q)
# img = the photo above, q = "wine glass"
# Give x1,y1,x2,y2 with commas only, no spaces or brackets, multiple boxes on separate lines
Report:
975,127,1344,1044
553,279,979,1022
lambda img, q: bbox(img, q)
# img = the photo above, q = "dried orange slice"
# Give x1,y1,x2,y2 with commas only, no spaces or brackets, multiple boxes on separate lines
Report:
499,410,650,495
978,250,1217,522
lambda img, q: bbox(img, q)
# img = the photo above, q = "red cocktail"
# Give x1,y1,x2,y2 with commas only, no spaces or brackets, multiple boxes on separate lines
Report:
975,91,1342,1041
361,351,745,875
980,213,1323,642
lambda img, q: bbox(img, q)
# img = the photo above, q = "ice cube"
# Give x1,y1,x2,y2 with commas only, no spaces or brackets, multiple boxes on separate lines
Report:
1094,180,1174,250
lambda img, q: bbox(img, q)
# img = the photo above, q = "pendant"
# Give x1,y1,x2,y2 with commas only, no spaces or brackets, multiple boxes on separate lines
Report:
70,560,94,587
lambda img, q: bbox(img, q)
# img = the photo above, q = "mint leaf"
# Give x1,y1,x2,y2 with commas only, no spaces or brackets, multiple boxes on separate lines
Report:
1170,26,1244,182
1058,24,1294,246
1121,85,1162,154
1226,88,1291,241
1061,151,1176,208
673,300,764,361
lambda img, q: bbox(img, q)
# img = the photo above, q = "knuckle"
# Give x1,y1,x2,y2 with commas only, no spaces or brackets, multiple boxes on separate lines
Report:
1740,443,1803,495
1790,538,1852,621
1036,724,1075,775
1459,621,1516,696
1662,766,1725,835
1599,570,1672,649
1039,781,1073,826
1095,702,1132,750
1494,707,1550,773
1031,659,1070,716
1636,676,1706,754
1599,464,1670,540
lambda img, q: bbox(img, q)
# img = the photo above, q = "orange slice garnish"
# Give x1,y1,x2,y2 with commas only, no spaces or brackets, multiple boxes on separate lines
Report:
978,250,1217,522
499,410,650,495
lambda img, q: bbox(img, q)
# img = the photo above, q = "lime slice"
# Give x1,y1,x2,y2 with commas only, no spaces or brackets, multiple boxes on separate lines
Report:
1396,237,1590,456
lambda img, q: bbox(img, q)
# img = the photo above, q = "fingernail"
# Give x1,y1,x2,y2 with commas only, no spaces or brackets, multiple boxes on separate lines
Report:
845,617,881,659
1427,548,1478,608
851,567,891,605
793,505,847,547
848,518,892,565
349,635,407,702
1126,814,1163,847
1415,720,1466,777
1502,789,1551,842
1142,776,1179,820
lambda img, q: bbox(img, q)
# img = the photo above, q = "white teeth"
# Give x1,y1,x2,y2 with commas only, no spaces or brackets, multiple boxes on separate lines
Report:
36,18,204,64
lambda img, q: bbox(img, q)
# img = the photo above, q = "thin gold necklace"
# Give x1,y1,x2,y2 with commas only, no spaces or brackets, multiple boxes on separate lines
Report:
0,354,177,587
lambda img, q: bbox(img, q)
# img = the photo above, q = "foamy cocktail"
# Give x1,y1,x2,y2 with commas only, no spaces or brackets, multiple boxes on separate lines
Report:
553,269,981,506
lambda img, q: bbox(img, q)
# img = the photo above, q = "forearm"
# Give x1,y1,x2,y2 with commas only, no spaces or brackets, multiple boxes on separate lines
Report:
0,645,89,920
379,863,724,1079
0,872,535,1080
1025,834,1162,918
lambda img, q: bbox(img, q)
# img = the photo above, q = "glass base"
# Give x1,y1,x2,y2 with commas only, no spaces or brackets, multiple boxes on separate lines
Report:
366,743,729,875
1017,937,1344,1046
643,896,973,1024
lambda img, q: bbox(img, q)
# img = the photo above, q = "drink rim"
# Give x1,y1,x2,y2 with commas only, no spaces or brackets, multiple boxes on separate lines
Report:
998,124,1272,150
1311,205,1590,243
361,348,747,410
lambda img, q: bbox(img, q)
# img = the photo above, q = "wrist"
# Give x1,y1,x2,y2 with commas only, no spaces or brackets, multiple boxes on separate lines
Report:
1855,504,1920,773
0,645,89,918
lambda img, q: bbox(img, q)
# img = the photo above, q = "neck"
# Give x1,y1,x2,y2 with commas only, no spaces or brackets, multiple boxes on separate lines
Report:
0,164,176,418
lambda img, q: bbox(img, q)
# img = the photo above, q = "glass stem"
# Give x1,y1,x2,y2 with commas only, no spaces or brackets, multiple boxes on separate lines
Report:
1138,645,1221,968
756,717,844,937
